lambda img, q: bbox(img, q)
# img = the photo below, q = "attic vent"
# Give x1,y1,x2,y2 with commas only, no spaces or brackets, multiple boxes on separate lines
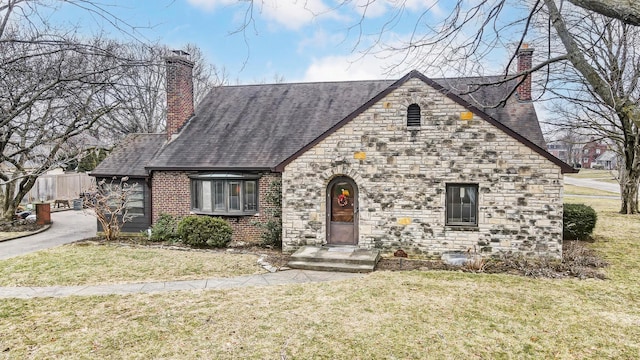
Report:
407,103,421,127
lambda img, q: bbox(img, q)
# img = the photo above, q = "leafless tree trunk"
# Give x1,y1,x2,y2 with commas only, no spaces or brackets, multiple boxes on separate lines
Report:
0,1,144,221
567,0,640,25
544,14,640,213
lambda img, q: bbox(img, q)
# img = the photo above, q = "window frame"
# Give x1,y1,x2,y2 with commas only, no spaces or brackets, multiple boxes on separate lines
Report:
100,179,145,218
407,103,421,127
190,174,259,216
445,183,479,227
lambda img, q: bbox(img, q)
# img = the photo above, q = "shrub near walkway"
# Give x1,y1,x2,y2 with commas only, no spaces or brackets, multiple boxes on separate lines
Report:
1,196,639,359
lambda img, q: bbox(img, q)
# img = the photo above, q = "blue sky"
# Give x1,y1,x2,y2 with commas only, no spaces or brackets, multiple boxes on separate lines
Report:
47,0,457,84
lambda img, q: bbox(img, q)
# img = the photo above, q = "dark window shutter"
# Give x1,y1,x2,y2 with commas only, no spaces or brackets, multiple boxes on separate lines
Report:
407,104,421,127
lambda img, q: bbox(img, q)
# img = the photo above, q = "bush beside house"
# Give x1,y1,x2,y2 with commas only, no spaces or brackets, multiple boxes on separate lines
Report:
176,215,233,248
563,203,597,240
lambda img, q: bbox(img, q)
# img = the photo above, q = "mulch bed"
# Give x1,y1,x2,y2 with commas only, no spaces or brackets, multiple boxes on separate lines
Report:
0,221,45,233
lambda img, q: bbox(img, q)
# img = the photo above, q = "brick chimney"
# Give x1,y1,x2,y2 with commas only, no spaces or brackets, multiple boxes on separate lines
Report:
165,50,194,140
517,44,534,101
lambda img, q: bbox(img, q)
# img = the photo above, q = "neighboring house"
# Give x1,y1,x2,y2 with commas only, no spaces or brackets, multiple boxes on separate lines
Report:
92,47,575,258
547,142,569,163
547,139,583,167
594,150,618,170
581,138,608,169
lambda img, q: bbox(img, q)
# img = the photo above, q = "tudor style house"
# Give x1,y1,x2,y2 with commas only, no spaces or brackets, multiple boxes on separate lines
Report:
92,47,575,259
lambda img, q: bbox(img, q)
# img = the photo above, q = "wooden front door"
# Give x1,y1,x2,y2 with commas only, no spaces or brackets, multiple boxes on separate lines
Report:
327,177,358,245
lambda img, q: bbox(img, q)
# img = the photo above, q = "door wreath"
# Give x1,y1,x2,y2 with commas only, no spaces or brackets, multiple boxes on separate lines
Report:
337,194,348,207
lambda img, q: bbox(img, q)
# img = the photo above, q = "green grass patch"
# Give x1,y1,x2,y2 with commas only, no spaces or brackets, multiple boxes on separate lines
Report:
0,244,265,286
564,184,619,197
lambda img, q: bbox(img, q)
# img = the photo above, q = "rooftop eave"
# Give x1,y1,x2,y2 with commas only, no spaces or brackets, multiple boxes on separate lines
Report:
89,172,149,178
145,165,275,173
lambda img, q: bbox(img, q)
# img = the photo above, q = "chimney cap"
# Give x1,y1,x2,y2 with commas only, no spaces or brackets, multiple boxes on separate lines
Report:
518,43,534,53
171,49,190,57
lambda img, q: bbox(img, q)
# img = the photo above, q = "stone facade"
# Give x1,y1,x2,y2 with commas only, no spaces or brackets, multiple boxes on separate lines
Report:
151,171,280,244
282,78,564,257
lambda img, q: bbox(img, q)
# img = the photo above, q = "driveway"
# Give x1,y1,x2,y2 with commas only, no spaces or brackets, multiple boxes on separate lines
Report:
0,210,96,260
564,176,620,194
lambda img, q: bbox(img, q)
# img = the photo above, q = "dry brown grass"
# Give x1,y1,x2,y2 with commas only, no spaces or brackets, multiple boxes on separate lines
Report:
566,169,617,180
564,184,618,197
0,196,639,359
1,270,639,359
0,243,266,286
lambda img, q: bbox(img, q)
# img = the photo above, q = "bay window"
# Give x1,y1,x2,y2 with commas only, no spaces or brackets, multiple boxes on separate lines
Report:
190,174,258,215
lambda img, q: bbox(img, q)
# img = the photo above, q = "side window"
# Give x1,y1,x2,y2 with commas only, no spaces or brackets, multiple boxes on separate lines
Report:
99,179,145,217
126,183,145,216
407,103,421,127
446,184,478,226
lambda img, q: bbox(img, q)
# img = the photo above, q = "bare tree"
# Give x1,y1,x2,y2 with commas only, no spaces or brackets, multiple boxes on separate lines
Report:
0,1,144,221
85,177,137,241
99,43,224,139
545,15,640,213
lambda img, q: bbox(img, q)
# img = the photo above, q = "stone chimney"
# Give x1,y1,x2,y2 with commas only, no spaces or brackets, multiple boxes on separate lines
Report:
517,44,534,101
165,50,195,140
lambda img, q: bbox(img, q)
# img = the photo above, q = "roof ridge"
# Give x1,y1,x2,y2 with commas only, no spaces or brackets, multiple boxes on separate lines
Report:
216,78,396,88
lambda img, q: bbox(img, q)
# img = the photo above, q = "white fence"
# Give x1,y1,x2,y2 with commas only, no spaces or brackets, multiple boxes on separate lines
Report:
23,173,94,202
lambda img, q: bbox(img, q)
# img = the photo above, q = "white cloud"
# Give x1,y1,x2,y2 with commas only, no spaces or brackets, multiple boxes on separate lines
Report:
186,0,236,11
351,0,388,18
260,0,339,30
186,0,339,30
297,29,346,53
300,53,408,82
350,0,443,19
299,30,496,82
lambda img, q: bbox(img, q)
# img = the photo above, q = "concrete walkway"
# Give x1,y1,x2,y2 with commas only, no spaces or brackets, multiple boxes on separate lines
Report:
0,210,362,299
564,176,620,194
0,209,96,260
0,270,363,299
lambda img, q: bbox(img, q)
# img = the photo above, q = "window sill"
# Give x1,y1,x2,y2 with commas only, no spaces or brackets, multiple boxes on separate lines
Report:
445,225,479,232
190,210,258,217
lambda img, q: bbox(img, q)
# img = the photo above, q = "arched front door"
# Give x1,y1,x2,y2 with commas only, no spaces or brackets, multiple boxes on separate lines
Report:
326,176,358,245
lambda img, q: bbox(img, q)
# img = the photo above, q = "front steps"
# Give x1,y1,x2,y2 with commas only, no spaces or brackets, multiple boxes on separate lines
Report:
287,246,381,273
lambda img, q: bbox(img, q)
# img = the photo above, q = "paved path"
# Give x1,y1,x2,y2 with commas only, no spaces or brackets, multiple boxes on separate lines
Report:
0,210,96,260
0,210,362,299
564,176,620,194
0,270,363,299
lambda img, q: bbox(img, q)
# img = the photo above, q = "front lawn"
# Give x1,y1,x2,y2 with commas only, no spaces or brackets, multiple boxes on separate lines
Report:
564,184,618,197
0,196,639,359
0,244,265,286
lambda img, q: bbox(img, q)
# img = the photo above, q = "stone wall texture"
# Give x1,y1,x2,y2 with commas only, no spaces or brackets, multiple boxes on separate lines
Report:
282,78,564,258
151,171,280,244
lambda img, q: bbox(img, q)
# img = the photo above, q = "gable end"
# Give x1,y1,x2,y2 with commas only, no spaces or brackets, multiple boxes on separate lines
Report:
275,70,575,173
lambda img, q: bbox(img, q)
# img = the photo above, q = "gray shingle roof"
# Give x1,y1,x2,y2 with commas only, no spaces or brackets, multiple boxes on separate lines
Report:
96,71,570,176
147,80,395,170
434,75,545,148
90,133,166,177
